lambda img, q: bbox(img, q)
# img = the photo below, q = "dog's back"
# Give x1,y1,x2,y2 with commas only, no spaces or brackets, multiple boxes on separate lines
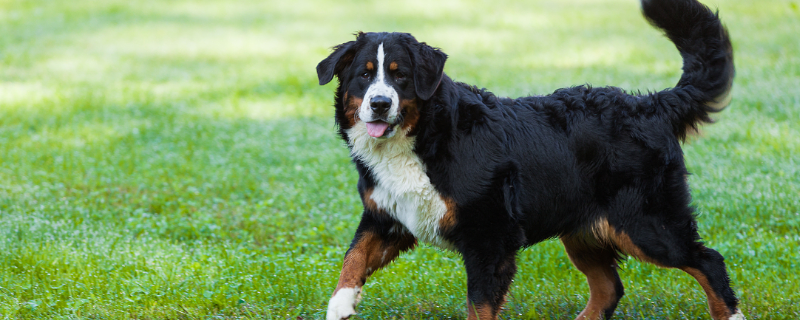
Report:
420,0,736,244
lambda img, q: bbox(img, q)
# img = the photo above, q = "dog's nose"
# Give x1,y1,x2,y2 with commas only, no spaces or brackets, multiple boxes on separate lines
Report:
370,96,392,115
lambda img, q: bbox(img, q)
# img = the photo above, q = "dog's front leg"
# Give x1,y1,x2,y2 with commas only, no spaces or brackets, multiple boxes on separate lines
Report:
326,212,416,320
462,244,518,320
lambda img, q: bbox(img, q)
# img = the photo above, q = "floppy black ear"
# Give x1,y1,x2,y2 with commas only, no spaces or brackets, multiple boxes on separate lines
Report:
317,41,357,86
412,43,448,100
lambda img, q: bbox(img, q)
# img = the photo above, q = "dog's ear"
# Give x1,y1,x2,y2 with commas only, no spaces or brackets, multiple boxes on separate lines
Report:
411,43,447,100
317,41,357,86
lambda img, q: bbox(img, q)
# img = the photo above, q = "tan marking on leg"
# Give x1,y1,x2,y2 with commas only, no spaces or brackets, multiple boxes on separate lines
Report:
333,230,416,296
562,236,621,320
333,232,380,295
591,219,742,319
366,61,374,71
681,267,733,320
467,301,496,320
590,218,613,246
594,219,741,319
438,195,457,233
389,61,398,71
611,231,662,266
593,219,666,267
575,267,616,320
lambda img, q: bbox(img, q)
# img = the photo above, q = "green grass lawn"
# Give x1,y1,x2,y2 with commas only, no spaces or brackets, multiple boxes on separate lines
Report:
1,0,798,318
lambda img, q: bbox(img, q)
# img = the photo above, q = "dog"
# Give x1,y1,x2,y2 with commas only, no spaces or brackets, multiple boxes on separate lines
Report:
316,0,743,319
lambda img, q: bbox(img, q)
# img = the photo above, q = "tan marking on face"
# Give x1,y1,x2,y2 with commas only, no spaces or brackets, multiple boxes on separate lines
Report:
561,236,620,320
344,92,362,128
400,98,420,134
389,61,398,71
681,267,733,320
366,61,374,71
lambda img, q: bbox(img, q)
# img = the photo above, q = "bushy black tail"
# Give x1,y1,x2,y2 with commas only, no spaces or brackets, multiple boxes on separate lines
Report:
641,0,734,140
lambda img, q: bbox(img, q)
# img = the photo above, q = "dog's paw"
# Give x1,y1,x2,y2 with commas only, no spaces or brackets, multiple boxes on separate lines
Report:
729,309,746,320
326,287,361,320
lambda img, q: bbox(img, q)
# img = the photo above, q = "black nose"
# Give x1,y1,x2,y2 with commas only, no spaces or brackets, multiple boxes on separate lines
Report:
370,96,392,115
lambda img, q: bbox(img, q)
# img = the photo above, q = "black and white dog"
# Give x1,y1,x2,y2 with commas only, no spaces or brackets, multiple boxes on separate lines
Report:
316,0,743,319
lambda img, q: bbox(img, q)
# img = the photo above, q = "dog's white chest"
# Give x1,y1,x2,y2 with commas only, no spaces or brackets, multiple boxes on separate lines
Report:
347,124,454,250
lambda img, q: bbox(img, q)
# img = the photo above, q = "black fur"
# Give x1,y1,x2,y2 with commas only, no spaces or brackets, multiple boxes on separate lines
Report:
319,0,738,318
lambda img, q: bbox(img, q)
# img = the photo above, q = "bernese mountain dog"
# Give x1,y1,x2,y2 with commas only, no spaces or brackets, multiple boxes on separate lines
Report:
316,0,743,319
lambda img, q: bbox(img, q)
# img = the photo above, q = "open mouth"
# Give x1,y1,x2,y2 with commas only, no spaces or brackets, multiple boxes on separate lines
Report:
365,120,394,138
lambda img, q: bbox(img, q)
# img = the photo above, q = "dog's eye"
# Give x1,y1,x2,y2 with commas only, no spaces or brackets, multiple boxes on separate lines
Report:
361,72,370,79
395,72,406,80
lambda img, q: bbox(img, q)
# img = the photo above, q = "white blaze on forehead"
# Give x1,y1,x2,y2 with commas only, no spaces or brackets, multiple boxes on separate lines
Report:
376,43,385,81
359,42,400,124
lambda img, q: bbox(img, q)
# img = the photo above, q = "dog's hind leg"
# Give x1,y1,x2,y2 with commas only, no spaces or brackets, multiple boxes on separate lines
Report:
678,249,746,320
609,224,743,319
600,182,744,319
326,211,416,320
614,225,744,320
561,235,624,320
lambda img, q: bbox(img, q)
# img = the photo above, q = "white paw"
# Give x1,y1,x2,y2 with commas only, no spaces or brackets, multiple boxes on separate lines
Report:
326,287,361,320
729,309,746,320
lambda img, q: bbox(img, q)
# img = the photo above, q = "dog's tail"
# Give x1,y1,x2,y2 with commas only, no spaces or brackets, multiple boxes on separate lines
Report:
641,0,734,141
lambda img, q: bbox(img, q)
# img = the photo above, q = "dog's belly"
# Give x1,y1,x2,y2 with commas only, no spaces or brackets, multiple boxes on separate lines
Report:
347,123,455,250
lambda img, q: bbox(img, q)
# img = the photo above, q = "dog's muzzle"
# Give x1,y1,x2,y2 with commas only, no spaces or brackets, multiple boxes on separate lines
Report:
364,95,397,138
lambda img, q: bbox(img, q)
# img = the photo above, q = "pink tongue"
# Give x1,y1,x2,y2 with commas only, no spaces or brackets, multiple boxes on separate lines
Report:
366,121,391,137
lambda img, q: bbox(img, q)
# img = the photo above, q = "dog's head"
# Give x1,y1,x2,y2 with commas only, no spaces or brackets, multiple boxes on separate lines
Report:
317,32,447,138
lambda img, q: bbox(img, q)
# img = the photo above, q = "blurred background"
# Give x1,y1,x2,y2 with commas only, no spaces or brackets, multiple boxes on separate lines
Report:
1,0,798,318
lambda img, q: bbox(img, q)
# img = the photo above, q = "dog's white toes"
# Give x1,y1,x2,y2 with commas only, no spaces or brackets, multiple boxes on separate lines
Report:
729,309,746,320
326,287,361,320
326,307,356,320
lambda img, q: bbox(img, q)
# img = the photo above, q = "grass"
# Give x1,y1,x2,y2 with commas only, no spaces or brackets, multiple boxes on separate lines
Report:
0,0,798,318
